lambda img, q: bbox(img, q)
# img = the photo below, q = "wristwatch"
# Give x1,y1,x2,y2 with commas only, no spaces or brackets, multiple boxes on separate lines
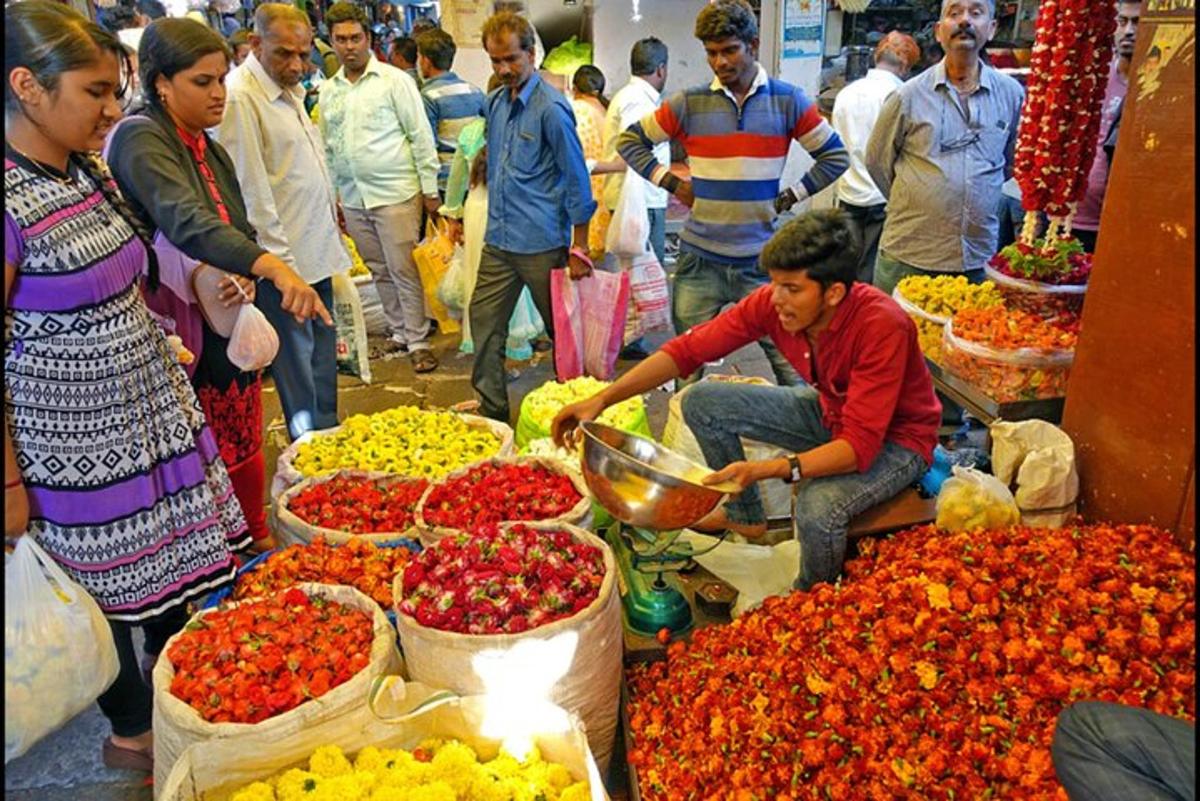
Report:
784,454,803,484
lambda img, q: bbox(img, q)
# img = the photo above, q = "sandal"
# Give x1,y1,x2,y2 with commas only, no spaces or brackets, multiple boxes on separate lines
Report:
410,349,438,374
102,737,153,773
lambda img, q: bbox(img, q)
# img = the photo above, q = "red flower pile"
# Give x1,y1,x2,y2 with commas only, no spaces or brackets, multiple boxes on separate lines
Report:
989,237,1092,287
168,588,374,723
627,523,1195,800
232,536,415,607
286,475,428,534
398,523,604,634
1014,0,1118,221
420,461,583,532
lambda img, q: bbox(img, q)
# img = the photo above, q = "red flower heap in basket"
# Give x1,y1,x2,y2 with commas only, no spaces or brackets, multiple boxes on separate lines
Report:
398,523,604,634
626,523,1195,800
421,460,583,532
286,474,427,534
986,236,1091,321
167,587,373,723
232,536,413,607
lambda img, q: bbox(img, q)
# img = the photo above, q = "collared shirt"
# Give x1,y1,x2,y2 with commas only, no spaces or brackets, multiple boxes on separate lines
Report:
317,55,441,210
617,63,849,265
831,68,904,208
602,76,669,211
214,52,348,283
1073,59,1127,231
660,282,941,472
865,60,1025,273
421,70,486,190
484,72,597,254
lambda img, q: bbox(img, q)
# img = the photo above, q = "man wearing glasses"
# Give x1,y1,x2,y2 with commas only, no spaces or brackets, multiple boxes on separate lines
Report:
864,0,1024,297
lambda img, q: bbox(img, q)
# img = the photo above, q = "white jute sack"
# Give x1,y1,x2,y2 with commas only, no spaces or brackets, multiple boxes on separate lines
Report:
393,522,623,774
151,583,402,797
270,415,515,502
275,470,423,547
661,375,795,520
413,456,594,547
158,680,610,801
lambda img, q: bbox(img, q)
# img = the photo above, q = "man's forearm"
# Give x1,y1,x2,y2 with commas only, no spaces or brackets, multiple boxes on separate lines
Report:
570,222,589,250
598,351,681,408
763,438,860,481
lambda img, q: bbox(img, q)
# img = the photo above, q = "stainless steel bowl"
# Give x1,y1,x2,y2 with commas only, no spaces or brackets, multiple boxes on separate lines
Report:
579,421,742,530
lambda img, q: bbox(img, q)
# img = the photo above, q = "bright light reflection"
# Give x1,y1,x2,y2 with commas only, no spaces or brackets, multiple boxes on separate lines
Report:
631,0,642,22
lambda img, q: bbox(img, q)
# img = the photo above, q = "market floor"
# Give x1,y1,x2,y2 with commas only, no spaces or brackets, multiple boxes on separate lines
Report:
5,301,784,800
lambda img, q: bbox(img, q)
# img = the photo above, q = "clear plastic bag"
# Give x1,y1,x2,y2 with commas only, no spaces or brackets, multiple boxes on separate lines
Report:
982,263,1087,318
942,319,1075,403
891,286,949,363
225,297,280,372
437,244,467,318
5,537,120,763
605,168,650,258
934,465,1021,532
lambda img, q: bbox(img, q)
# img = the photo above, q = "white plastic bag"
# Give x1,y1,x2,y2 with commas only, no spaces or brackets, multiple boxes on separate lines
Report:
935,465,1021,532
5,537,120,763
225,284,279,372
626,252,671,336
437,243,467,318
678,531,800,618
605,168,650,257
332,271,372,384
990,420,1080,527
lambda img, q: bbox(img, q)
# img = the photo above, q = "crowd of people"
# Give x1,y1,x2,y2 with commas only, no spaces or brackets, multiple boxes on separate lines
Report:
3,0,1149,780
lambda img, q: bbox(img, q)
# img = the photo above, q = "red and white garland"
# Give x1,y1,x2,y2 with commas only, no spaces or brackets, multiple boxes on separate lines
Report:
1013,0,1118,243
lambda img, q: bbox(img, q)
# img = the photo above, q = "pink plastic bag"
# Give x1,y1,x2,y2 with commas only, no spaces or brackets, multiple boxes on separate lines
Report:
627,252,671,336
552,268,631,381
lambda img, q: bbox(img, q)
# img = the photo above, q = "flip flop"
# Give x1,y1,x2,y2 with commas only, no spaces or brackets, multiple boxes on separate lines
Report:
410,349,438,374
102,737,153,773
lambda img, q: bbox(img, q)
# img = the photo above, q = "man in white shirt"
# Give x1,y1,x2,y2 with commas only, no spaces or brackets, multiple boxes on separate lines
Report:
830,31,920,283
216,3,351,440
319,1,442,372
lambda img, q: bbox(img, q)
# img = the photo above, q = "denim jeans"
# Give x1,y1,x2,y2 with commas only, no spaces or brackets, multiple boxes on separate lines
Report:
681,381,927,590
872,249,985,298
256,276,338,440
647,206,667,266
1053,702,1196,801
672,250,801,387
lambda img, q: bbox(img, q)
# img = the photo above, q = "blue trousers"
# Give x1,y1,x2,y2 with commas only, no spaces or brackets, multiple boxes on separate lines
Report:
255,277,337,440
1053,701,1195,801
682,381,927,589
647,206,667,266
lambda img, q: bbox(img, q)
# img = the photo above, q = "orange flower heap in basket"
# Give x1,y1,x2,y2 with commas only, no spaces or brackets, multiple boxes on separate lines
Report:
943,306,1078,402
625,523,1195,801
232,537,414,607
951,306,1079,351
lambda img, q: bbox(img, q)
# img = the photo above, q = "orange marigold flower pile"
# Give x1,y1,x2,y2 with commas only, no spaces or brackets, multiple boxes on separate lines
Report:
626,523,1195,801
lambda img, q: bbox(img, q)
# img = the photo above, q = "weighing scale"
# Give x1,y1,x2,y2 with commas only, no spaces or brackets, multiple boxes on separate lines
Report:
578,422,738,638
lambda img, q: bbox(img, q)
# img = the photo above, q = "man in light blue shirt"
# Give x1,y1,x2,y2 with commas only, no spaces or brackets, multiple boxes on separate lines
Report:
319,1,442,371
470,10,596,422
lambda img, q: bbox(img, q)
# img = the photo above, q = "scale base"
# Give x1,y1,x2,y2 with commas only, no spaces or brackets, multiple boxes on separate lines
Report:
607,524,695,637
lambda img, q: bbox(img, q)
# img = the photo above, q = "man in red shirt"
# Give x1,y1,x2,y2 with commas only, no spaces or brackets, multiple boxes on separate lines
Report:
553,209,941,589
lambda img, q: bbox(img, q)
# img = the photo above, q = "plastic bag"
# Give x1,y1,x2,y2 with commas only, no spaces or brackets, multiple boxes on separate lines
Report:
990,420,1080,527
605,168,650,257
678,531,800,618
934,465,1021,532
983,263,1087,318
942,320,1075,403
412,220,461,335
353,274,389,336
225,280,279,372
437,244,467,317
626,252,671,336
552,268,630,381
5,537,120,763
506,286,546,361
331,271,372,384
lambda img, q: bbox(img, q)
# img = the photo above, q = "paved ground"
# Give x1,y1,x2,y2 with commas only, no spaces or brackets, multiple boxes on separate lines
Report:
5,252,787,800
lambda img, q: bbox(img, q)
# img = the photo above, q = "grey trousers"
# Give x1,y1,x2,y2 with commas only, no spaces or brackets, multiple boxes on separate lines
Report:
469,244,564,422
343,197,429,350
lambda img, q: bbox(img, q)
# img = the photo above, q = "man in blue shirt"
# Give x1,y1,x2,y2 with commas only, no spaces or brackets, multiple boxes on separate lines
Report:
470,10,597,422
417,27,485,194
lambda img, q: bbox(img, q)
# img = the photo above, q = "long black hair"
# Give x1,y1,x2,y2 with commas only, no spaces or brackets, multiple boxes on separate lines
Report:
573,64,608,108
138,17,232,113
6,0,160,290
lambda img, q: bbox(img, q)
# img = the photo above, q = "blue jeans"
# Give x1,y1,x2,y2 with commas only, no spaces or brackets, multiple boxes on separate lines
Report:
672,250,800,387
647,206,667,266
256,276,337,440
872,250,985,298
1053,702,1196,801
682,381,927,589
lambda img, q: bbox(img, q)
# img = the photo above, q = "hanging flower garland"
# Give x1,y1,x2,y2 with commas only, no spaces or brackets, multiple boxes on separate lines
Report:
1013,0,1118,244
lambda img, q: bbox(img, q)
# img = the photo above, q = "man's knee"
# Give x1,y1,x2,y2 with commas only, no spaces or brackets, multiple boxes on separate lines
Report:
681,381,737,430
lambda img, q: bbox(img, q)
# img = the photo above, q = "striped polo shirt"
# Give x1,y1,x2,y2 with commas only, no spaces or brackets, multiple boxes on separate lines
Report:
618,65,849,265
420,70,485,190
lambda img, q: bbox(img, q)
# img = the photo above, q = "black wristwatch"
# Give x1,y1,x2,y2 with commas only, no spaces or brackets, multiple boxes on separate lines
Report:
785,454,803,484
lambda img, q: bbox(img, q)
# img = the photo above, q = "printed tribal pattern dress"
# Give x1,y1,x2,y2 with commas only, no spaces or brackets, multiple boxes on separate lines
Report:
3,149,250,622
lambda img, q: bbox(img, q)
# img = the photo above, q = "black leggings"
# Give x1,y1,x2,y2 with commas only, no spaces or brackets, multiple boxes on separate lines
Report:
95,606,190,737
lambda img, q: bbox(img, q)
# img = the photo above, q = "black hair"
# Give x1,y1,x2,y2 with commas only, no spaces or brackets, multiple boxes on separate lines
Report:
572,64,607,107
694,0,758,46
409,16,437,36
5,1,158,290
481,10,535,53
391,35,417,66
140,18,232,112
416,28,456,71
325,1,369,36
630,37,668,76
100,3,139,32
136,0,168,20
760,209,860,290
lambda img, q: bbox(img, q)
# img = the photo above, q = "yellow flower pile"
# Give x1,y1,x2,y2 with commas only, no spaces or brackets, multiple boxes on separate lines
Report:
292,407,502,480
229,740,591,801
895,276,1004,363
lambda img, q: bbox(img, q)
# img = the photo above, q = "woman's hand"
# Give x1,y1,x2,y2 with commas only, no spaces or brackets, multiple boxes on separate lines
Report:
5,483,30,539
218,274,256,307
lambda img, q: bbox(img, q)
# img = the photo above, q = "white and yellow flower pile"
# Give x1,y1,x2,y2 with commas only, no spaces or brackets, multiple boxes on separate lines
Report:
523,377,644,432
229,740,590,801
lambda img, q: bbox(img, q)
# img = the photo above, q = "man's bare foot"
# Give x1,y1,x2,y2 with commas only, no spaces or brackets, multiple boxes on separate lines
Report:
690,507,768,539
110,730,152,752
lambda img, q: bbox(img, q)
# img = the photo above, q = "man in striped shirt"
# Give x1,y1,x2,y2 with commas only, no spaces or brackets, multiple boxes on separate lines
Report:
617,0,849,387
417,28,486,194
